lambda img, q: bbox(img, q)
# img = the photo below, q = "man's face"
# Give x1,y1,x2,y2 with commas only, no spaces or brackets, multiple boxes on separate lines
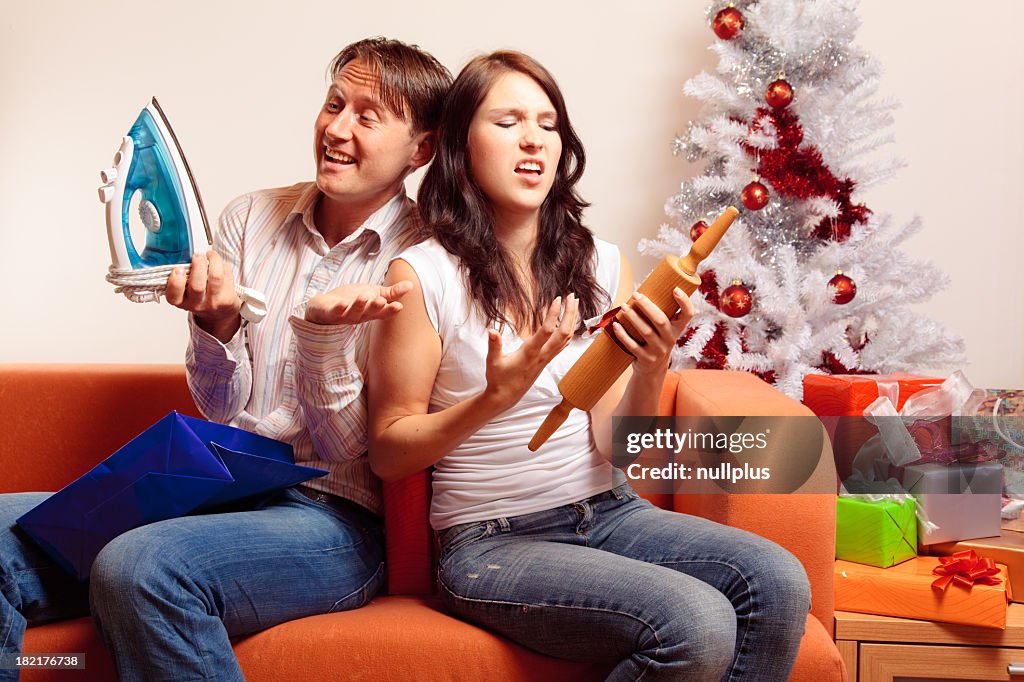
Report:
313,59,429,217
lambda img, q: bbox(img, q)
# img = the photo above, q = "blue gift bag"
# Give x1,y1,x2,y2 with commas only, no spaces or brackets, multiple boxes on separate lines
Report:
16,411,327,580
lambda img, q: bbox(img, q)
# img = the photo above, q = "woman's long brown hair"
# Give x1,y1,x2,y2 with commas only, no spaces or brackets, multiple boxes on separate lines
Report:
418,51,608,333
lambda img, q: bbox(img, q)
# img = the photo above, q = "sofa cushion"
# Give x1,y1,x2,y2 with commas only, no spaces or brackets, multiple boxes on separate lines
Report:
20,615,115,682
24,598,842,681
791,614,847,681
24,597,612,681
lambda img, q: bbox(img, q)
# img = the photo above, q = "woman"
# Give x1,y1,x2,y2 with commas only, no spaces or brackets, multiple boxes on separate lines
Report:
368,51,809,681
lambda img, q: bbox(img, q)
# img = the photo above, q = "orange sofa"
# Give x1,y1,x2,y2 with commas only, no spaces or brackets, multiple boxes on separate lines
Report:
2,364,844,681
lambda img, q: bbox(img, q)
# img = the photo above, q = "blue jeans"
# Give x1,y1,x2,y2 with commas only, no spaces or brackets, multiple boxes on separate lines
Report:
1,488,384,682
438,485,810,682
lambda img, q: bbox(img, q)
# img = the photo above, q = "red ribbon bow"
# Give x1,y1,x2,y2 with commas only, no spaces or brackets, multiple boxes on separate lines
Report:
931,550,1002,592
587,306,621,335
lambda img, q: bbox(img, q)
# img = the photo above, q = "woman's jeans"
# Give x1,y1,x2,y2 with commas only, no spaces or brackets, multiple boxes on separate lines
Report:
438,484,810,682
0,488,384,682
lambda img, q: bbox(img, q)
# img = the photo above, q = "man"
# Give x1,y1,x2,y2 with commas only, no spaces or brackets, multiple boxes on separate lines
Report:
0,37,450,681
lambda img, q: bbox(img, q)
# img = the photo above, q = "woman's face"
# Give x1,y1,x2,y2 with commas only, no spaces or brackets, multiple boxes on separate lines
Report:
467,71,562,224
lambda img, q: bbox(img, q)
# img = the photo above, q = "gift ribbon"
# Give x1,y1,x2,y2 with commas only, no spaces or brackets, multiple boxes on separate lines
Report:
587,306,621,335
587,306,641,357
931,550,1002,592
875,379,901,409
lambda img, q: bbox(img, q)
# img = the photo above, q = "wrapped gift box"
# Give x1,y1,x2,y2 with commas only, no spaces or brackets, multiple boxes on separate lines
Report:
836,496,917,567
905,462,1002,546
834,557,1010,629
876,460,1002,546
957,388,1024,446
955,388,1024,495
928,531,1024,603
804,373,943,416
803,373,942,482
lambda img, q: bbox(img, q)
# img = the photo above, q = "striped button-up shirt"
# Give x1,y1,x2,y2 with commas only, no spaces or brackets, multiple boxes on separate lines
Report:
186,182,423,515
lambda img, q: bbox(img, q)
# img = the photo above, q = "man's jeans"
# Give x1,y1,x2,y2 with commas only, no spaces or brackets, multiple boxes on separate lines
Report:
0,488,384,682
438,484,809,682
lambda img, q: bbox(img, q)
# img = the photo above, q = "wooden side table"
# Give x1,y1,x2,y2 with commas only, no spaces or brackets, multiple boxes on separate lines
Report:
836,604,1024,681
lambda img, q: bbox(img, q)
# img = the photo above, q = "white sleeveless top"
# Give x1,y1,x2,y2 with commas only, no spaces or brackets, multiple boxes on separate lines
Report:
398,237,626,529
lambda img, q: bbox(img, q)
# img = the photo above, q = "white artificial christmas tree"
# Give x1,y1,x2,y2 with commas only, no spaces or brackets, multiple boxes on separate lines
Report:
640,0,964,399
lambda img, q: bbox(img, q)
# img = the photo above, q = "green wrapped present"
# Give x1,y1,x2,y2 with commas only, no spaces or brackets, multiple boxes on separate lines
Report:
836,496,917,567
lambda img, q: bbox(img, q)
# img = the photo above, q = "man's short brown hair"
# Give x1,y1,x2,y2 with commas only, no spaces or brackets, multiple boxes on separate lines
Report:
328,37,452,135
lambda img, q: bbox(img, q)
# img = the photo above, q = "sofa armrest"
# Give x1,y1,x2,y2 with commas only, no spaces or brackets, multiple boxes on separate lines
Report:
670,370,837,637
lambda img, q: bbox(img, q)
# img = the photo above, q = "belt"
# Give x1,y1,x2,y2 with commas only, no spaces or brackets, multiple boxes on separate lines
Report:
295,485,375,519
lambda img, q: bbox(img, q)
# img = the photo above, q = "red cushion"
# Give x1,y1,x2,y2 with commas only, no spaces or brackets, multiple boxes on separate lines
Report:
383,472,434,594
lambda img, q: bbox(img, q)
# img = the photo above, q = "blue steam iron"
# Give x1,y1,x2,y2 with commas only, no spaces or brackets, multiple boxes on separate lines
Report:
99,98,266,322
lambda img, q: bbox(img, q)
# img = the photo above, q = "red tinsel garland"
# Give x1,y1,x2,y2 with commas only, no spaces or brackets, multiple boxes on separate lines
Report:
698,268,721,308
817,350,870,375
814,329,872,374
743,107,871,242
679,321,776,384
696,322,729,370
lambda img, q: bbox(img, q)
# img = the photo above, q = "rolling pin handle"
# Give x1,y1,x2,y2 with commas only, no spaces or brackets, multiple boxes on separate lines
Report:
528,399,573,451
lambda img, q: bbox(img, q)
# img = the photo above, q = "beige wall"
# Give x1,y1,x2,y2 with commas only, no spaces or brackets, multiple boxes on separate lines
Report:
2,0,1020,389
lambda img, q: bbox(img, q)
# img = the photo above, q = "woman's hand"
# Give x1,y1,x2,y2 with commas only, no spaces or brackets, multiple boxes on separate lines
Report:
483,294,580,411
609,287,694,378
590,258,696,460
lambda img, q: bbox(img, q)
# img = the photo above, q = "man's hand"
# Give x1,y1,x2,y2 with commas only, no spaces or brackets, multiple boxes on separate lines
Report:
305,281,414,326
166,251,242,343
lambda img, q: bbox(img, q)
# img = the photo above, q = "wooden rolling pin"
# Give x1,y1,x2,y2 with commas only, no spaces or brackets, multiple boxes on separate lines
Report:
528,206,739,451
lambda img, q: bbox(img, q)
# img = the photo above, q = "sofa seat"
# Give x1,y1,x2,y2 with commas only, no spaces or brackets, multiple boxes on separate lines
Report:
24,596,843,681
24,596,611,681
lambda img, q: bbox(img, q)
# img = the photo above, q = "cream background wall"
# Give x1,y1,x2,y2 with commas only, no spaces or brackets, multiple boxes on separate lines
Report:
2,0,1020,389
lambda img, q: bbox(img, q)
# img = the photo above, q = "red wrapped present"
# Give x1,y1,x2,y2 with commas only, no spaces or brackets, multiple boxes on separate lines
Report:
804,373,943,416
803,373,942,482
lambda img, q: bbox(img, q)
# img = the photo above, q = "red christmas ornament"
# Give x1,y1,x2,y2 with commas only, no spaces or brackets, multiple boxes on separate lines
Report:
720,280,753,318
741,179,770,210
712,6,745,40
689,220,708,241
765,76,794,109
829,271,857,304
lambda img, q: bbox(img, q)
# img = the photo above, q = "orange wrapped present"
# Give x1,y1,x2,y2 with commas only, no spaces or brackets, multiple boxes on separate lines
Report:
834,554,1010,629
803,373,942,482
